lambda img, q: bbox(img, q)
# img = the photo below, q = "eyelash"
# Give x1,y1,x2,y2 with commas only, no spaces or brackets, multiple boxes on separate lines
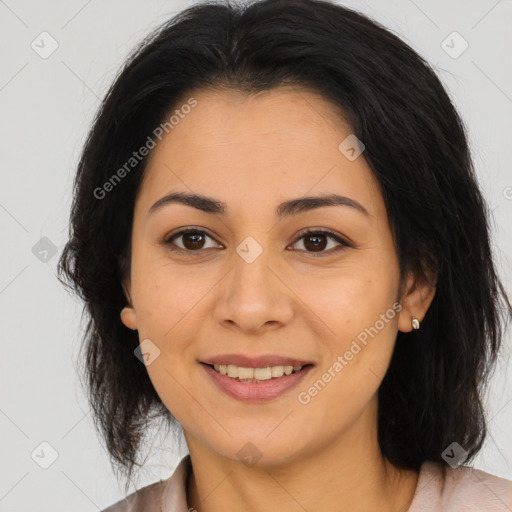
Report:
163,227,351,257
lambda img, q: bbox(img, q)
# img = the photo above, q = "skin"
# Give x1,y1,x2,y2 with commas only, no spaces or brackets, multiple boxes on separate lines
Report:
120,86,436,512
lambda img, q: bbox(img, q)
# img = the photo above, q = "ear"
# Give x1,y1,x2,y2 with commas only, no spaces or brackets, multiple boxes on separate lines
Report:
120,280,138,330
397,271,437,333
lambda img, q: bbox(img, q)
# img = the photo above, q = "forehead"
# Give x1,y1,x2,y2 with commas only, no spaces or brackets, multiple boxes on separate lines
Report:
136,86,383,219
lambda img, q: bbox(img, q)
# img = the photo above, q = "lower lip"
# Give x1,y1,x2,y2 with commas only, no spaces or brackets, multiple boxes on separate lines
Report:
201,363,314,402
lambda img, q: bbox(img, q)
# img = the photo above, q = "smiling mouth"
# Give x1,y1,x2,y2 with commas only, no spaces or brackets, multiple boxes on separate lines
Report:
203,363,313,382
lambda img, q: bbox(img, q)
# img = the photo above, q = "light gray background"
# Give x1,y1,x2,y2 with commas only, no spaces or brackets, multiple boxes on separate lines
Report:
1,0,511,510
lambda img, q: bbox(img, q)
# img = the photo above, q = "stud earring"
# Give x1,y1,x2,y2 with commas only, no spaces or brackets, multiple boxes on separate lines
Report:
411,317,420,330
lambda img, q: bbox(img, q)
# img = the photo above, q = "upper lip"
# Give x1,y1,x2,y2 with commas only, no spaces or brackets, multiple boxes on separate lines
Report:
202,354,314,368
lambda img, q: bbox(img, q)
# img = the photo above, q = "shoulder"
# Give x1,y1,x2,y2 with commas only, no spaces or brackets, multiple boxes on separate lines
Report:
100,454,192,512
409,461,512,511
101,480,166,512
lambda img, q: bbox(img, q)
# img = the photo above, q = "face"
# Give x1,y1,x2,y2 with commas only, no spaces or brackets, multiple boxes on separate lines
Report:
121,86,434,466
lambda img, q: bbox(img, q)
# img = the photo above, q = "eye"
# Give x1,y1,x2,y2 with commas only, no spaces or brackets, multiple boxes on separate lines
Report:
164,228,222,253
290,229,350,256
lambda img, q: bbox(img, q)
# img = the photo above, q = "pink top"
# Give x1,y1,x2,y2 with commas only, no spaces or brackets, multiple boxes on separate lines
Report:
102,454,512,511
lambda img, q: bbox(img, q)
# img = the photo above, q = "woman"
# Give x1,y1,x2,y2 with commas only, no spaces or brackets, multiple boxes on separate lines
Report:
57,0,512,510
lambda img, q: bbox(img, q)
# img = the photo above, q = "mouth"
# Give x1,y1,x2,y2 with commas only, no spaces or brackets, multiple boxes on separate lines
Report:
202,362,314,383
200,359,315,402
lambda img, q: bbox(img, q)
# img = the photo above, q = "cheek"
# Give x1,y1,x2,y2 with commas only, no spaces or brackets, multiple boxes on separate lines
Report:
132,258,211,338
293,260,400,388
296,310,398,438
291,264,397,335
135,272,200,412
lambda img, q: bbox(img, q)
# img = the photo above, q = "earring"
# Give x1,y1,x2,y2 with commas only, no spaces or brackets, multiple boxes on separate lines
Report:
412,317,420,330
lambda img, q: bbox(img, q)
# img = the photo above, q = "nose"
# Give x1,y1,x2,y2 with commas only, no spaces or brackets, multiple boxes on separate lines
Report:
212,241,295,334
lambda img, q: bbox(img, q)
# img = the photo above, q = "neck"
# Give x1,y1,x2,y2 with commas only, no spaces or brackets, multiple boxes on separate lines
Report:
184,402,419,512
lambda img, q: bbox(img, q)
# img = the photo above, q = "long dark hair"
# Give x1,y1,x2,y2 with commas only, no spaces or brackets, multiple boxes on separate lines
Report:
57,0,512,489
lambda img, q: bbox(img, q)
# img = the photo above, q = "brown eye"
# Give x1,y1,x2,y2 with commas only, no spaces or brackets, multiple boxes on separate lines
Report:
291,229,350,256
302,233,328,251
164,229,221,252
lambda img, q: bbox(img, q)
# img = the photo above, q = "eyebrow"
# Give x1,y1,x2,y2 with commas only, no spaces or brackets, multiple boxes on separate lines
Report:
148,191,371,219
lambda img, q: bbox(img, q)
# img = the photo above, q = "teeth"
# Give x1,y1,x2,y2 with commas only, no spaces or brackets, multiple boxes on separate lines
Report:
271,366,284,377
227,364,238,378
254,367,272,380
212,364,304,380
238,366,254,379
